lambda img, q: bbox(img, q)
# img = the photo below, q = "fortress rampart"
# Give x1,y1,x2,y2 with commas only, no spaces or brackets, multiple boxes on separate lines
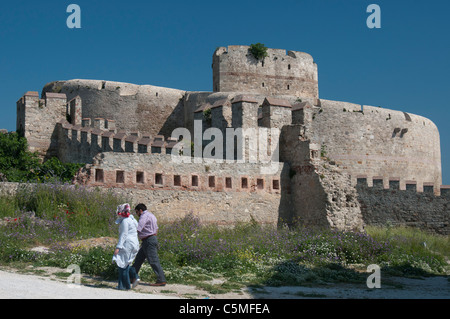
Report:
17,91,67,159
57,118,182,164
301,99,442,192
42,80,186,138
69,151,292,226
356,176,449,235
213,45,319,99
12,45,448,233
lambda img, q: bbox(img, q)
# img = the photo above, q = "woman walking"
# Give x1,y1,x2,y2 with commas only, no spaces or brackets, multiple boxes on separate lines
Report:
112,203,140,290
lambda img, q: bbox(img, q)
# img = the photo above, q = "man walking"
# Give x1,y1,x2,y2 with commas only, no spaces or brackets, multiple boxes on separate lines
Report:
131,203,167,287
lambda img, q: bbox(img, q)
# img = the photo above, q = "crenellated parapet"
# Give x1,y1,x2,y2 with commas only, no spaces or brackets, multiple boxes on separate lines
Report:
354,175,449,197
355,175,449,235
16,91,68,158
75,152,286,196
13,45,446,232
57,120,182,164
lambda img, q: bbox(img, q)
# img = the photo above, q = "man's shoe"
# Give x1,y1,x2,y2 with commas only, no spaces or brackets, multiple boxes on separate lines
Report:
149,282,166,287
131,278,140,289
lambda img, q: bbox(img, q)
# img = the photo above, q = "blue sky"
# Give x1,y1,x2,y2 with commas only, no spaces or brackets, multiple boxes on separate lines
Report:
0,0,448,184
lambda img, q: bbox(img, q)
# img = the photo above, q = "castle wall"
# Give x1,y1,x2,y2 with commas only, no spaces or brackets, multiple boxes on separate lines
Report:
16,91,67,159
356,176,449,235
213,45,318,99
261,97,293,129
183,91,235,135
0,180,289,226
57,120,181,164
307,99,442,191
279,125,364,231
13,43,446,234
42,80,186,138
74,152,291,226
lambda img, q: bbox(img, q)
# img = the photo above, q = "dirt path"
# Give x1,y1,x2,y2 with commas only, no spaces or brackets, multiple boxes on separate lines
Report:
0,269,174,299
1,266,448,299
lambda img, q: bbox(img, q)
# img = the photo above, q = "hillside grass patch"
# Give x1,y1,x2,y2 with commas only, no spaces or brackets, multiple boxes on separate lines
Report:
0,185,448,294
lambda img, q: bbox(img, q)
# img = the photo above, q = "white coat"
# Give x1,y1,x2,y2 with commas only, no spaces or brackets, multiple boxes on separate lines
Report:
112,215,139,269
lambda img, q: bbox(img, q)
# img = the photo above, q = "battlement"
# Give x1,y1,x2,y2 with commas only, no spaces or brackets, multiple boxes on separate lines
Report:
57,120,183,164
13,44,446,233
212,45,318,99
307,99,442,190
77,152,286,196
355,175,449,235
354,175,449,197
16,91,68,158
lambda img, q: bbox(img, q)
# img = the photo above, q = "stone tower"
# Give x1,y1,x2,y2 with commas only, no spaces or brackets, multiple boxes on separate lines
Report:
212,45,318,99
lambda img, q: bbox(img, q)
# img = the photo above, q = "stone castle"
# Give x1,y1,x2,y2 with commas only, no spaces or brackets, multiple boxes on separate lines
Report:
15,45,449,234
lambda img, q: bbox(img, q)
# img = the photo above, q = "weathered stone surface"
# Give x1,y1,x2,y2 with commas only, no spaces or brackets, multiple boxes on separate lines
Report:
356,180,449,235
42,80,186,138
12,45,447,233
213,45,318,99
307,100,442,190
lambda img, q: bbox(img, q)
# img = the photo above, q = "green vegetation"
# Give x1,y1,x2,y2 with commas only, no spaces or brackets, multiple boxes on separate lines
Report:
0,184,448,294
249,43,268,61
366,225,449,277
202,108,212,125
0,132,83,183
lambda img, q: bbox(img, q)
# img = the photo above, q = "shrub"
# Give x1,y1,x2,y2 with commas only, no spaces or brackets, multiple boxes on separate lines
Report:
366,226,449,275
249,43,268,61
0,132,84,183
79,247,117,279
0,236,40,263
36,157,84,183
202,108,212,125
0,132,40,182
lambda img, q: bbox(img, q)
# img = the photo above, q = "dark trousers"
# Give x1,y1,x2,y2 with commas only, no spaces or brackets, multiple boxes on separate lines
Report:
132,235,166,283
117,265,137,290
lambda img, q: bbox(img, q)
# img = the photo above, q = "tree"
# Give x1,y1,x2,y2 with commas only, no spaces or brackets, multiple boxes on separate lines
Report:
0,132,40,181
249,43,268,61
0,132,84,182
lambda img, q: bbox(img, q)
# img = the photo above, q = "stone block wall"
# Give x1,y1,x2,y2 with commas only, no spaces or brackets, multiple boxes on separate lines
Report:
261,97,292,128
279,124,364,231
356,176,450,235
57,120,181,164
73,152,291,226
42,80,186,138
16,91,67,159
306,99,442,190
0,181,287,226
68,95,82,126
80,153,287,193
231,95,260,129
213,45,319,99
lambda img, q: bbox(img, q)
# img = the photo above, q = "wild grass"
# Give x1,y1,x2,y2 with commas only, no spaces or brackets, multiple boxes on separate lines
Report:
365,225,449,277
0,182,448,293
1,182,127,241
